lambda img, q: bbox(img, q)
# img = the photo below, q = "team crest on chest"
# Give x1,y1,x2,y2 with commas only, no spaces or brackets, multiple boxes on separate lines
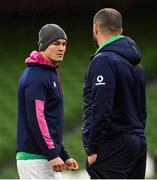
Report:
53,81,57,87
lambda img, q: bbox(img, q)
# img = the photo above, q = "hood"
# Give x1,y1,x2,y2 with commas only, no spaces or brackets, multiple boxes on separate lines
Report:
25,51,55,67
99,36,141,65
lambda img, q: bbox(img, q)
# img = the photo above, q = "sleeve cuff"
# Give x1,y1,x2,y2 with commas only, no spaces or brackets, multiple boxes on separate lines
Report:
47,148,59,161
60,144,71,161
60,152,70,162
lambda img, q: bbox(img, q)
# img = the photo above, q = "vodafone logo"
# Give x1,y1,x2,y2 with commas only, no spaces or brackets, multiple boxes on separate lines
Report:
97,75,104,83
95,75,106,86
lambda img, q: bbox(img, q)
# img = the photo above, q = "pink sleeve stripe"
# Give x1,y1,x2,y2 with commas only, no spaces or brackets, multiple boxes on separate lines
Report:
35,100,55,150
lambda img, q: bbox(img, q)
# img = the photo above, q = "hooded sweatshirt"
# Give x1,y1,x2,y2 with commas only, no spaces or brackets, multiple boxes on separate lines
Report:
16,51,69,161
82,36,147,154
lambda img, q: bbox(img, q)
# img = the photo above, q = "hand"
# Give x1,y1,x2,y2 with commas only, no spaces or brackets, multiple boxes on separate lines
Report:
87,154,97,166
49,157,65,172
65,158,79,170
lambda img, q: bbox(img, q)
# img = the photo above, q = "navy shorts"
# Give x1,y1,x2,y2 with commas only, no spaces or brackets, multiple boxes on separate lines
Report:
86,134,147,179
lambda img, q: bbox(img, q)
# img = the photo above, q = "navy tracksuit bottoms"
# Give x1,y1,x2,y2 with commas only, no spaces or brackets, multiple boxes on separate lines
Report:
86,134,147,179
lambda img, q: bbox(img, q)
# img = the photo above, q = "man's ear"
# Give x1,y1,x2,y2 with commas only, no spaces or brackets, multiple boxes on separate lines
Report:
120,27,123,34
93,23,99,35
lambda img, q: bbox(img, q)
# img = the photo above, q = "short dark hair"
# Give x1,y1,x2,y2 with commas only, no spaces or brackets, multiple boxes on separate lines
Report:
94,8,122,34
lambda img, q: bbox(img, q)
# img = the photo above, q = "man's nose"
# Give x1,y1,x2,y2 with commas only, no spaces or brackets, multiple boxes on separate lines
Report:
58,45,64,51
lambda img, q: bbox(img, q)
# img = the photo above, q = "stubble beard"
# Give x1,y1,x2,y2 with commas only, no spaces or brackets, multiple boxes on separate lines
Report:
93,34,99,49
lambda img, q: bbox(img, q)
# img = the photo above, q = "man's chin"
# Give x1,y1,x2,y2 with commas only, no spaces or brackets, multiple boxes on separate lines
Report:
58,58,63,61
56,58,63,62
50,58,63,64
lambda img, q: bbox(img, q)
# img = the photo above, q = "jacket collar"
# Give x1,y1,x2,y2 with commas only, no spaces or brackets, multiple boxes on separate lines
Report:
25,51,56,68
95,35,124,55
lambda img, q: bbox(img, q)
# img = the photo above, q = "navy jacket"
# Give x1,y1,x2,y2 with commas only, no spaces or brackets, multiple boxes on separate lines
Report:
82,36,147,153
16,51,69,161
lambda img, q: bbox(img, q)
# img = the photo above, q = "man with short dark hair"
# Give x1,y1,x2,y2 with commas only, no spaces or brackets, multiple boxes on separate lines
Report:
82,8,147,179
16,24,78,179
